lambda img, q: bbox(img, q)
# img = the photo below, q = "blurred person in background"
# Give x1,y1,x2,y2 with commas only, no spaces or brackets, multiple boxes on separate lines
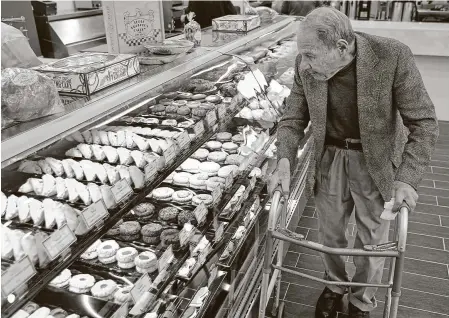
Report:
281,1,321,16
185,0,237,28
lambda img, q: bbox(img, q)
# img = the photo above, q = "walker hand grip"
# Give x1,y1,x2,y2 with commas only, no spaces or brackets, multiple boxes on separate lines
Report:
397,204,409,252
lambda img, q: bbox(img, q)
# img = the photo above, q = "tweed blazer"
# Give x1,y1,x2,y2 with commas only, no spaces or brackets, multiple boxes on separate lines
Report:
277,32,439,201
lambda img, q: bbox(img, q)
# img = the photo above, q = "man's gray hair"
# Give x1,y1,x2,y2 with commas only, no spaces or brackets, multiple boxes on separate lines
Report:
302,6,355,48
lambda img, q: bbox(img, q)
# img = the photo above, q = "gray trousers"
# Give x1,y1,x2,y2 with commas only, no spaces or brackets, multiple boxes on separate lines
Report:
315,145,390,312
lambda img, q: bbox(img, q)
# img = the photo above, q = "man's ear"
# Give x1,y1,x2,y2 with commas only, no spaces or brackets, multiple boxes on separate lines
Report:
336,39,349,54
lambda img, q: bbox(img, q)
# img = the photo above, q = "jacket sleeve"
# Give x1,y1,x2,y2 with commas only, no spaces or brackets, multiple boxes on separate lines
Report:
393,45,439,189
277,54,310,169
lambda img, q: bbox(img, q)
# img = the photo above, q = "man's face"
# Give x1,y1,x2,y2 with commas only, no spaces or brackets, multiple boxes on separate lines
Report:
296,28,344,81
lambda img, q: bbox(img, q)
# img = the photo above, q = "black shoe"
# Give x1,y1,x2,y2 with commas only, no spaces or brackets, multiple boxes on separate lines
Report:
349,302,370,318
315,287,343,318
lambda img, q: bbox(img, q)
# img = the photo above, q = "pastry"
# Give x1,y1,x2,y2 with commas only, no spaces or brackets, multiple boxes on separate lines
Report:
116,131,127,147
207,151,227,163
133,202,155,217
66,159,84,180
165,105,178,114
223,97,232,104
106,219,123,236
17,196,31,222
205,95,222,104
77,144,93,159
81,239,101,260
225,154,244,165
133,134,150,152
199,162,220,176
79,160,96,182
191,148,209,161
158,207,179,223
103,164,120,185
69,274,96,294
117,148,133,165
91,144,106,161
49,269,72,288
177,106,191,116
162,119,177,127
37,159,53,175
158,99,172,106
191,94,206,100
114,286,132,304
178,121,194,129
160,228,180,248
164,171,175,184
74,181,92,205
119,221,141,241
18,160,42,174
61,159,75,178
189,173,209,190
232,134,244,144
65,148,83,158
191,108,207,119
151,187,175,201
182,79,214,94
92,162,108,184
134,251,158,273
141,223,163,237
129,166,145,189
28,307,51,318
162,92,178,99
45,158,64,177
187,100,201,109
216,132,232,142
91,280,118,300
192,194,214,207
49,308,68,318
205,141,222,151
29,198,44,225
178,210,195,226
218,165,239,179
249,167,262,178
172,100,187,107
100,185,117,209
222,142,239,154
177,92,193,100
102,146,119,164
116,247,138,263
206,177,225,191
98,130,110,146
117,165,132,185
97,240,119,258
180,158,201,173
172,190,194,204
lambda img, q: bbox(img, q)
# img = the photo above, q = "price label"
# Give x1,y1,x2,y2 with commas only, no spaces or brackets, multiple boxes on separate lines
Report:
175,130,191,149
198,244,210,266
243,186,251,201
193,120,205,136
194,203,208,225
218,104,227,120
1,256,37,296
111,302,129,318
163,144,177,166
211,187,222,204
225,171,234,189
81,200,109,230
206,110,217,127
158,245,174,272
250,176,257,191
208,265,218,288
42,224,77,260
253,196,261,212
144,163,158,184
179,223,195,247
214,222,224,243
131,273,152,302
111,179,133,203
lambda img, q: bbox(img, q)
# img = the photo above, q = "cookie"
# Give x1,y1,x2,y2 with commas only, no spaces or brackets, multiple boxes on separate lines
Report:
172,190,194,204
158,207,179,223
141,223,163,237
165,105,178,114
134,251,158,269
191,94,207,100
160,228,180,247
159,99,173,106
192,194,214,207
232,134,244,144
189,173,209,190
116,247,138,263
225,154,244,166
172,100,187,107
191,148,209,161
133,203,155,217
152,187,175,201
177,92,193,100
49,269,71,288
173,172,192,187
119,221,141,236
205,95,222,104
178,210,196,226
80,239,101,260
218,165,239,179
199,162,220,176
216,132,232,142
222,142,239,154
207,151,228,163
205,140,222,151
177,106,191,116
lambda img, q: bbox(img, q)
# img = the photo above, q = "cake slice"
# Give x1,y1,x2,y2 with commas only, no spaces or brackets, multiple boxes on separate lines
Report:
103,163,120,185
87,183,102,203
1,191,7,216
117,165,132,185
45,157,64,177
81,130,93,144
92,162,108,184
117,148,133,165
37,159,53,175
65,148,83,158
103,146,119,164
74,181,92,205
66,159,84,180
90,129,101,144
5,194,19,220
55,177,69,200
61,159,75,178
108,131,119,147
91,144,106,161
53,201,67,229
129,166,145,189
64,178,80,203
117,130,127,147
17,196,31,222
77,144,93,159
79,160,97,182
29,198,44,225
133,134,150,151
42,174,57,197
125,131,136,149
70,131,85,143
100,185,117,209
131,150,146,168
43,198,57,229
98,130,110,146
18,160,42,174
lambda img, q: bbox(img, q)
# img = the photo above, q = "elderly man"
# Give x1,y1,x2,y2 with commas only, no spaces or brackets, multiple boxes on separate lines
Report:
273,7,438,318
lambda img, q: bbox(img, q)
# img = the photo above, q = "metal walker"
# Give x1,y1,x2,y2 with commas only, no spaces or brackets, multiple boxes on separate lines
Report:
259,173,409,318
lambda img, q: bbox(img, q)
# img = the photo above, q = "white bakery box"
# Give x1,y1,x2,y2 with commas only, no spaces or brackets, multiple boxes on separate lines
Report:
212,15,261,33
32,52,140,96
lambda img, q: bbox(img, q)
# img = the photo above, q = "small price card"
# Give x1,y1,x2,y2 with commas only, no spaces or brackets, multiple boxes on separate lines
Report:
111,179,133,203
131,273,152,303
42,224,77,260
198,244,210,266
179,223,195,247
1,256,37,296
163,144,177,166
253,196,261,212
175,130,191,149
81,200,109,230
218,104,227,121
224,171,234,190
250,176,257,191
206,110,217,127
111,302,129,318
211,187,222,204
144,163,158,185
194,203,208,225
208,265,218,288
158,245,174,272
194,120,205,136
214,222,224,243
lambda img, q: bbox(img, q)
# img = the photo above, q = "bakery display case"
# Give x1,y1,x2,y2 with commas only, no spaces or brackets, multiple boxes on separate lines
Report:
1,15,310,318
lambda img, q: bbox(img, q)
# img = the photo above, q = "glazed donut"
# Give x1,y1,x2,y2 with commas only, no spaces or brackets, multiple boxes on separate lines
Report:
69,274,96,294
117,261,136,269
91,280,118,300
116,247,138,263
97,240,119,258
114,286,133,304
134,251,158,269
99,255,117,265
136,265,158,274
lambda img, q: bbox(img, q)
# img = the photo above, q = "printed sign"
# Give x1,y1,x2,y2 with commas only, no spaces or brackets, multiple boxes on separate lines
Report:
175,130,191,149
211,187,222,204
111,178,133,203
193,120,205,136
225,172,234,189
206,110,217,127
1,256,37,296
144,163,158,184
111,302,129,318
179,224,195,247
218,104,227,121
42,224,77,260
214,222,224,243
158,245,174,272
131,273,152,302
81,200,109,230
194,203,208,225
163,144,177,166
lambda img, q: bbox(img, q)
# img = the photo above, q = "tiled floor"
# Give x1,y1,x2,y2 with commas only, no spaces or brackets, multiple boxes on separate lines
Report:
278,121,449,318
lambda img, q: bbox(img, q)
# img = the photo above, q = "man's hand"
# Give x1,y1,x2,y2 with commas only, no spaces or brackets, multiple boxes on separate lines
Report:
268,158,291,196
392,181,418,213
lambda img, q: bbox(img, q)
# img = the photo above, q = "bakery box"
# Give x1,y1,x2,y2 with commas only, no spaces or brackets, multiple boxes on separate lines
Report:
32,52,140,96
212,15,261,33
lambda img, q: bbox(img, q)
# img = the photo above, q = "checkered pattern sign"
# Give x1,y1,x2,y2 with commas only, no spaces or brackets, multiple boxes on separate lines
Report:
118,29,162,47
